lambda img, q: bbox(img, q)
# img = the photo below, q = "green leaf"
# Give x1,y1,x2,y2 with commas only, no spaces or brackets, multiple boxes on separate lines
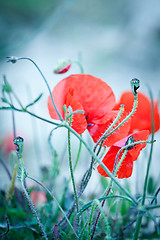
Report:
25,93,43,109
2,75,12,93
1,98,9,104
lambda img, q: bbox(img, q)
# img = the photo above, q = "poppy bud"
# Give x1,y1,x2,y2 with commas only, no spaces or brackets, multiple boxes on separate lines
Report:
130,78,140,97
53,59,71,74
125,135,134,150
6,56,18,64
13,136,24,155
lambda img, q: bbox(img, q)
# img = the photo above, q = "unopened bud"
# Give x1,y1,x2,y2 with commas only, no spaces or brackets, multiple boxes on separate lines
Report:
6,56,18,64
54,59,71,74
130,78,140,97
13,136,24,155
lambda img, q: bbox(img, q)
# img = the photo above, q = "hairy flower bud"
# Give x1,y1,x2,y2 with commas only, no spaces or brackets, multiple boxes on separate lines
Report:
13,136,24,155
53,59,71,74
130,78,140,97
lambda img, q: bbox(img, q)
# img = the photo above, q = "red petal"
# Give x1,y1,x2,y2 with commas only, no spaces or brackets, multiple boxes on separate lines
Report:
153,100,160,133
65,88,87,134
48,74,115,122
88,111,131,147
114,91,160,134
97,146,133,179
127,130,149,161
55,63,72,74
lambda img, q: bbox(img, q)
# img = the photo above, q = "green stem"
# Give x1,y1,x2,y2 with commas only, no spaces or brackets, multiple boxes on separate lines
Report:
65,138,82,188
65,124,138,205
8,93,16,139
27,176,78,239
74,139,82,171
102,96,138,143
12,90,24,109
146,204,160,210
94,199,111,238
91,150,128,240
68,129,79,214
133,90,155,240
17,57,63,121
5,105,138,205
72,60,84,73
88,202,96,240
94,104,124,154
78,217,89,239
19,157,48,240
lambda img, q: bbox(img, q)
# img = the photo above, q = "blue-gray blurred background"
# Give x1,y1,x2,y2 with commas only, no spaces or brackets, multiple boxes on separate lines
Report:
0,0,160,192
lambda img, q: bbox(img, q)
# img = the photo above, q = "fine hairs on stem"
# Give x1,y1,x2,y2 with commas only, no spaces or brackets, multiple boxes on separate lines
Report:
1,101,138,205
91,79,140,239
13,137,48,240
133,88,155,240
6,58,153,238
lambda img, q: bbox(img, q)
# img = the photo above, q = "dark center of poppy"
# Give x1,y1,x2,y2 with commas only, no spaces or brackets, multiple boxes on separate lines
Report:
85,113,94,127
125,136,135,150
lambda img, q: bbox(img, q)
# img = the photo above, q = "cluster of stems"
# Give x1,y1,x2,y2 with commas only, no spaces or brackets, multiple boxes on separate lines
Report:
1,56,156,239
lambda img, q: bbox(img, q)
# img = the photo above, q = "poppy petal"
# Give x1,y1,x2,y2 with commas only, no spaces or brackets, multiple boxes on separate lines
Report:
88,111,131,147
114,91,160,134
65,88,87,134
48,74,115,122
127,130,149,161
97,146,133,179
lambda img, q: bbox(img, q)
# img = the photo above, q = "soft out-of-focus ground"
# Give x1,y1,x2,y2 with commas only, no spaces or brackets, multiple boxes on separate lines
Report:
0,0,160,194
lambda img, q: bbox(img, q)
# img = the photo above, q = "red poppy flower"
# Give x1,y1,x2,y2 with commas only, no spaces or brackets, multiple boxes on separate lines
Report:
0,135,15,155
30,190,47,206
48,74,131,145
97,130,149,179
114,91,160,134
48,74,115,133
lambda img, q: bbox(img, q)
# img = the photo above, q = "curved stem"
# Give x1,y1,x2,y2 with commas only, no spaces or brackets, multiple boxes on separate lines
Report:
2,104,138,205
17,57,63,121
19,156,48,240
0,216,10,238
72,60,84,73
94,104,124,154
21,179,48,239
65,124,138,205
68,129,79,214
97,96,138,156
8,93,16,139
27,176,78,239
91,149,128,240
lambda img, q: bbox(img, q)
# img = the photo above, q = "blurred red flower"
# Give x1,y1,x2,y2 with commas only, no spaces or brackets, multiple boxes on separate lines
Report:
114,91,160,134
48,74,131,145
0,135,15,155
30,190,47,206
97,130,149,179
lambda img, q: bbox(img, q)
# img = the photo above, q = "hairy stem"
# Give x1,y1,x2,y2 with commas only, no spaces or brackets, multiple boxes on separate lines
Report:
27,175,78,238
1,104,138,205
133,89,154,240
68,129,79,214
19,156,48,240
91,150,128,240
